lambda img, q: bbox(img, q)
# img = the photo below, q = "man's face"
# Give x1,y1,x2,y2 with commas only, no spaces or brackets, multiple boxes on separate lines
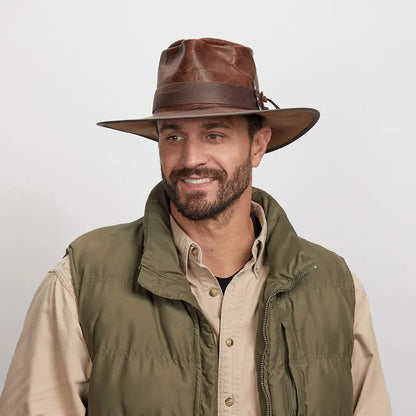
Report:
158,116,256,221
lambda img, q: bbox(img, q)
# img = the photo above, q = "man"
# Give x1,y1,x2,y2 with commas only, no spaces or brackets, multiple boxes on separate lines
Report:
0,38,391,415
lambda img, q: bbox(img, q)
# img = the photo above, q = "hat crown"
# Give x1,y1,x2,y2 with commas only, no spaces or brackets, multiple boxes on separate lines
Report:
157,38,258,89
152,38,261,113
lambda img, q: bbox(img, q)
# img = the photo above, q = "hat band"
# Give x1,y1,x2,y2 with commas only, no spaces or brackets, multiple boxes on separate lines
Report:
152,82,258,113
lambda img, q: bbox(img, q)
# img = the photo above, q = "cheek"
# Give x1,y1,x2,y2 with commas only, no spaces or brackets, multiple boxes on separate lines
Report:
158,156,169,179
160,160,171,179
159,151,181,180
159,145,171,170
221,141,249,162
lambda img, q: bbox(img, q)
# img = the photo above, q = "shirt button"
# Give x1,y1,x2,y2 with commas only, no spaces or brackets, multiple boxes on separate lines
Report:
191,247,198,257
209,288,220,297
225,338,234,347
225,397,234,407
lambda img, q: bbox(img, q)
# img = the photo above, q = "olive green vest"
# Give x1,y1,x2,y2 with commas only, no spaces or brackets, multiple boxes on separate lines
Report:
67,183,355,416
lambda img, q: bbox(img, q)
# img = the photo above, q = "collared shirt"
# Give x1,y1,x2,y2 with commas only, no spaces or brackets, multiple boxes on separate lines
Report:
0,202,392,415
170,202,269,415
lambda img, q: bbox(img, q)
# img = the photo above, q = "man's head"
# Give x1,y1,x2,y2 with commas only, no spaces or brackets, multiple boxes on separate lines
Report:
96,38,319,221
158,115,271,221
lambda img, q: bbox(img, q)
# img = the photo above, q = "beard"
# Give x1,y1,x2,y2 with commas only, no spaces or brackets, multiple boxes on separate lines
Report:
162,155,252,221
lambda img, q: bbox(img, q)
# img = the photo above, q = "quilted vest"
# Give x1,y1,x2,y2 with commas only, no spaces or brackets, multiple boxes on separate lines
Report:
67,183,355,416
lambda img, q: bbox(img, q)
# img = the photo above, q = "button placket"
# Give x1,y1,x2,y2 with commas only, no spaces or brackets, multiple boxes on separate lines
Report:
218,282,241,414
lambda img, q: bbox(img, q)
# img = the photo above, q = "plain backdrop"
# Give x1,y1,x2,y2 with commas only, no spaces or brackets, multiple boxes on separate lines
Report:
1,0,415,414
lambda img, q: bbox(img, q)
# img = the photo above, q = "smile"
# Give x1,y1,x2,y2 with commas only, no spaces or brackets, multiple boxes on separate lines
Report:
183,178,214,184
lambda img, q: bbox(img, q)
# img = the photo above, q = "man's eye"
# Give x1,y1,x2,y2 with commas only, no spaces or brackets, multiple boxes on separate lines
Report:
168,135,184,142
208,134,222,141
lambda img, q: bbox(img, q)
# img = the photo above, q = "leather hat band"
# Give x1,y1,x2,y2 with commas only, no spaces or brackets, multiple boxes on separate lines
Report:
152,82,258,113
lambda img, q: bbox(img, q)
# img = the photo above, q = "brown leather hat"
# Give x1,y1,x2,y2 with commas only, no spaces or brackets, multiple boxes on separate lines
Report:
97,38,319,152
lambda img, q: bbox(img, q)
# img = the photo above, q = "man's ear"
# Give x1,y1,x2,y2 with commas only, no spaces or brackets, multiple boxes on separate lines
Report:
251,127,272,167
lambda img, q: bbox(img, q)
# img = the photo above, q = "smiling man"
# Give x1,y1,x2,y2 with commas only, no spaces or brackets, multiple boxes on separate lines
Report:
0,39,391,415
159,117,258,223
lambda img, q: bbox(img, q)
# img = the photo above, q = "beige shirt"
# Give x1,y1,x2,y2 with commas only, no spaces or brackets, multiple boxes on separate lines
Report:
0,203,392,415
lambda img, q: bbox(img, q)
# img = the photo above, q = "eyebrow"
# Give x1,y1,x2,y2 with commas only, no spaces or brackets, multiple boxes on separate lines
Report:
201,122,231,130
158,121,232,133
158,123,181,133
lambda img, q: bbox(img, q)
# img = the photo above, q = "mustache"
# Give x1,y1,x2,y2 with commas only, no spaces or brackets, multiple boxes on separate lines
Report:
169,167,227,182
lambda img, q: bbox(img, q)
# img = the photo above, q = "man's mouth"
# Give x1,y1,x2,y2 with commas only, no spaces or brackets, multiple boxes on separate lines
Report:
183,178,214,184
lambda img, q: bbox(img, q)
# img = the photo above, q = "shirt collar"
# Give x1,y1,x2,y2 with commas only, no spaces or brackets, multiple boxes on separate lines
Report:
169,201,268,280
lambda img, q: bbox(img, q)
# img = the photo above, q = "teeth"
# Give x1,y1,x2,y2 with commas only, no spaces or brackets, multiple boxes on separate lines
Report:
184,178,213,184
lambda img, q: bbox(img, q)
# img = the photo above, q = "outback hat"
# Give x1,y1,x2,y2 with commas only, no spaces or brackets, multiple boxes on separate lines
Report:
97,38,320,152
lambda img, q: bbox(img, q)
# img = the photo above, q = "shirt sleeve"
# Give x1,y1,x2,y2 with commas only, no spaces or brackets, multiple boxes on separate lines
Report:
351,273,392,415
0,256,91,416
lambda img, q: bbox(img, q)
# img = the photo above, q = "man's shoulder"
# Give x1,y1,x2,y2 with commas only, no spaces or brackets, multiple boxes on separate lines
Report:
66,218,146,293
297,237,354,288
298,237,343,261
66,218,146,272
68,217,145,251
252,186,352,278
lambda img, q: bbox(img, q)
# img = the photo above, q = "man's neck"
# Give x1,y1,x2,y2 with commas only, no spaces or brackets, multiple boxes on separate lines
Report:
170,188,255,278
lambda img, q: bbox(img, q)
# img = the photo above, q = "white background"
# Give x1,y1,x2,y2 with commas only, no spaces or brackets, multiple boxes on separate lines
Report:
1,0,415,414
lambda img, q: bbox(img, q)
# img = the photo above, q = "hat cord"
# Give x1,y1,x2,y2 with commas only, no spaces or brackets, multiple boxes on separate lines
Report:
253,80,280,111
261,94,280,110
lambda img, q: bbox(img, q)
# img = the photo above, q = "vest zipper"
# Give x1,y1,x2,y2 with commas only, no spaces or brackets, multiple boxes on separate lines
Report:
259,264,317,416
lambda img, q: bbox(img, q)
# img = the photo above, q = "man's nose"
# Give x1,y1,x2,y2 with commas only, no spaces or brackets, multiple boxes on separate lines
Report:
181,137,208,167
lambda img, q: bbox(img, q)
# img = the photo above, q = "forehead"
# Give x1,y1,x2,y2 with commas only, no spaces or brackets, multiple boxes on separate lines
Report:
156,115,247,132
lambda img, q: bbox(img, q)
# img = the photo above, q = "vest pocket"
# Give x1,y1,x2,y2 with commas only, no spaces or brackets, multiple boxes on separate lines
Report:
282,322,304,416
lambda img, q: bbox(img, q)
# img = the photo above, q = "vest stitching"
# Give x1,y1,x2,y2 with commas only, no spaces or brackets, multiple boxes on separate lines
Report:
268,354,351,376
95,348,193,368
81,275,136,282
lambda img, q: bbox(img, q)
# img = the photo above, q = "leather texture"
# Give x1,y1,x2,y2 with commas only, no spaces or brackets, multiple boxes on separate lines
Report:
153,38,260,112
97,38,320,152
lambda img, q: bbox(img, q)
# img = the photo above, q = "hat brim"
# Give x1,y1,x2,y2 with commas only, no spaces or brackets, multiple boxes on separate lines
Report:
97,107,319,153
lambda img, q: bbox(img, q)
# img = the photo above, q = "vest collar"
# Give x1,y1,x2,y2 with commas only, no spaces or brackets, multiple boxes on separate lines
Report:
251,187,316,299
137,182,201,309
